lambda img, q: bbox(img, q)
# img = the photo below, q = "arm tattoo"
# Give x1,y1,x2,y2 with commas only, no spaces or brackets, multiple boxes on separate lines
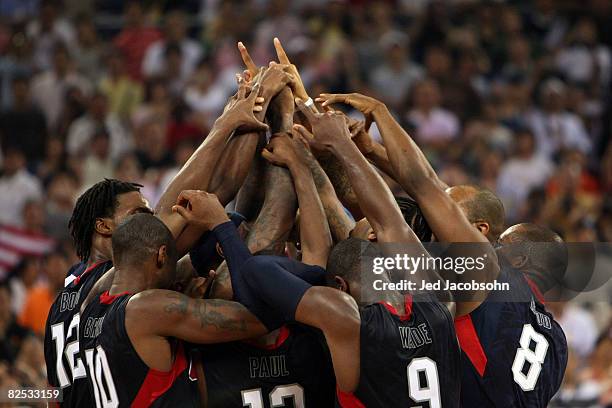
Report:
246,164,297,255
164,293,247,332
190,299,247,332
163,292,189,314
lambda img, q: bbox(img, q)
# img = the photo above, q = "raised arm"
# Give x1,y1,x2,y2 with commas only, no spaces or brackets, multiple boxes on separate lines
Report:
262,132,332,267
294,102,416,244
318,93,499,315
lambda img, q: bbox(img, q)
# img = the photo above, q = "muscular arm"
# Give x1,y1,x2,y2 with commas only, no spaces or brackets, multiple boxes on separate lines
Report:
287,161,332,268
315,122,417,244
294,287,361,392
302,145,354,242
246,164,297,255
372,104,498,315
127,289,267,344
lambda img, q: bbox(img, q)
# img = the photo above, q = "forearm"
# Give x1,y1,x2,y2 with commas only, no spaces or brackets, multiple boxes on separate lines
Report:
245,164,297,255
365,142,396,179
307,152,354,242
289,162,332,267
208,86,278,206
207,131,261,206
330,139,410,241
372,106,447,199
318,154,362,218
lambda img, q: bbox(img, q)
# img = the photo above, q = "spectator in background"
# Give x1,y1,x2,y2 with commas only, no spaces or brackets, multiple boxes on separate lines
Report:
184,57,230,129
0,148,41,227
113,0,161,82
6,259,40,315
497,128,554,221
0,74,47,164
0,27,34,109
44,171,78,240
99,50,143,122
134,117,173,171
26,0,76,70
81,130,114,188
30,44,91,132
370,31,423,112
527,78,591,158
66,92,131,161
407,78,459,147
555,17,611,89
0,283,31,366
72,14,104,82
18,251,67,335
142,10,202,82
131,77,171,129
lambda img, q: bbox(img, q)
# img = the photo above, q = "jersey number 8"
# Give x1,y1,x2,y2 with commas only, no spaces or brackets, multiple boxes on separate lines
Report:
512,324,549,391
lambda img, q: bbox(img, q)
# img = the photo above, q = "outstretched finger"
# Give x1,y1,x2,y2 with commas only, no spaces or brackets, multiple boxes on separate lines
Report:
248,83,262,101
237,42,257,74
237,83,248,99
293,124,314,141
172,204,192,220
176,189,198,204
273,37,290,65
317,93,350,107
295,98,317,122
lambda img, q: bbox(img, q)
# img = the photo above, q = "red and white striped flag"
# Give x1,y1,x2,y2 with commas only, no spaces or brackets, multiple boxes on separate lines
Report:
0,225,55,279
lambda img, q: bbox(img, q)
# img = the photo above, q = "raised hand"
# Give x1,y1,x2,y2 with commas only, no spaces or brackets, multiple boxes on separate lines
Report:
258,63,295,99
172,190,229,231
295,98,352,151
316,93,385,130
219,83,269,132
237,41,258,80
273,37,309,101
261,132,308,168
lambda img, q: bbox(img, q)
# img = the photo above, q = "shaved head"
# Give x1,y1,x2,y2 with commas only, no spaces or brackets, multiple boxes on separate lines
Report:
498,223,563,245
498,223,567,293
447,185,505,242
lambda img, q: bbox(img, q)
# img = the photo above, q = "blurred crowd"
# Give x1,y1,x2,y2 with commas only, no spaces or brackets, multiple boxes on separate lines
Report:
0,0,609,406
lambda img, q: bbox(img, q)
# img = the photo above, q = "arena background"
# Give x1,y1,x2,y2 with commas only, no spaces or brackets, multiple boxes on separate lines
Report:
0,0,609,406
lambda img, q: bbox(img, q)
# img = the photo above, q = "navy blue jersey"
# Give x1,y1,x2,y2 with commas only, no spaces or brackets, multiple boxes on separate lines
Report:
79,291,200,408
201,324,335,407
455,266,568,407
338,295,461,408
44,261,112,408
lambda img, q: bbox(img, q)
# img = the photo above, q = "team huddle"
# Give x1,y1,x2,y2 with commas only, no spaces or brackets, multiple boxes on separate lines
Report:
43,38,568,408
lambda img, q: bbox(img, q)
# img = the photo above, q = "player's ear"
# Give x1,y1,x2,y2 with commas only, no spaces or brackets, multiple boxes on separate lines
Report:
474,221,490,237
334,276,349,293
95,218,113,237
509,254,529,270
156,245,168,268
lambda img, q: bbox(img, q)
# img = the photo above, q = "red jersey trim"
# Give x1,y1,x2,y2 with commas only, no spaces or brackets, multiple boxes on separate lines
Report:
379,294,413,321
454,314,488,376
525,277,546,305
74,261,106,286
132,343,189,408
244,325,291,350
337,386,366,408
99,290,132,305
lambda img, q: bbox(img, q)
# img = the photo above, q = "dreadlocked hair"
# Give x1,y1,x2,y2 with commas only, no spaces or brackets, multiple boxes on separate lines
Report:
69,178,143,262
